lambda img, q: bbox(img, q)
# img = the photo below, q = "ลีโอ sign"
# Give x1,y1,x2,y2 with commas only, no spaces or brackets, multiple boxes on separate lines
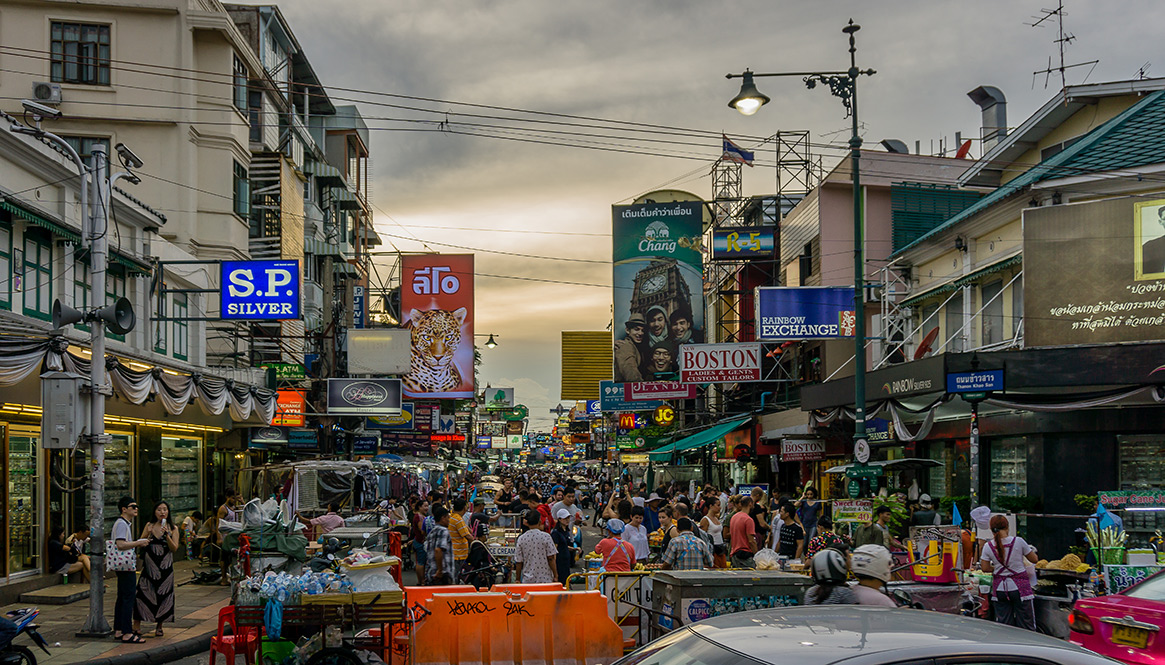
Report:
221,260,301,319
779,438,826,462
755,287,856,340
326,378,402,416
401,254,474,399
711,226,776,260
679,343,761,383
271,390,306,427
946,370,1004,393
599,381,662,412
627,381,696,400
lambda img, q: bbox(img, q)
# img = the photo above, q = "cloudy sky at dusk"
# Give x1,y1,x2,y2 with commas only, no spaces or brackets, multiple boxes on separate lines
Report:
272,0,1157,428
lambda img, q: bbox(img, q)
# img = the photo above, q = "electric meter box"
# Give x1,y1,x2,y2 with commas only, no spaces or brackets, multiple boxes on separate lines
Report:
41,371,89,449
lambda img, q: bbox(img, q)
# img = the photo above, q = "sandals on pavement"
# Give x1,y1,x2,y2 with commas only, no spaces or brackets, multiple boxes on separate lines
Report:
155,628,164,637
121,634,145,644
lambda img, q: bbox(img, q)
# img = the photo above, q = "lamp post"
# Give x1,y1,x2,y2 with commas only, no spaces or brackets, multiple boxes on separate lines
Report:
728,19,875,460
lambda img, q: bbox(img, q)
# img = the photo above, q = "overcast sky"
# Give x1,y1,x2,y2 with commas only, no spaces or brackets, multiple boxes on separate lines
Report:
274,0,1157,429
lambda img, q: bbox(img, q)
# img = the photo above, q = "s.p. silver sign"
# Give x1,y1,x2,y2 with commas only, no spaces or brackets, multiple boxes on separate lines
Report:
221,260,301,319
326,378,402,416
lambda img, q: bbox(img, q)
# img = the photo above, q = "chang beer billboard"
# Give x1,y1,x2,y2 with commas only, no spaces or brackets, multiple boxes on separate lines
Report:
612,197,706,384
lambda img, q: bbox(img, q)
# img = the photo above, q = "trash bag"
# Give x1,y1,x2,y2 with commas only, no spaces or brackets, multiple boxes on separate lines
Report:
754,548,780,570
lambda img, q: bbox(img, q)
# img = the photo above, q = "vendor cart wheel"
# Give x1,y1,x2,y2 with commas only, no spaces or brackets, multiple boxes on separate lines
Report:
305,647,363,665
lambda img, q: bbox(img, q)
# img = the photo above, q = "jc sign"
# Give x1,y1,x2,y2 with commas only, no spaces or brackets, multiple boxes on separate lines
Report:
221,260,301,320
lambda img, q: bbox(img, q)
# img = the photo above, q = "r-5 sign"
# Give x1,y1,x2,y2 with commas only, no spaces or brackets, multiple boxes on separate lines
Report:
221,260,301,319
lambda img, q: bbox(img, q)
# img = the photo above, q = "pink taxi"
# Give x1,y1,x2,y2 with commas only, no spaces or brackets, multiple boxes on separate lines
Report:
1070,570,1165,664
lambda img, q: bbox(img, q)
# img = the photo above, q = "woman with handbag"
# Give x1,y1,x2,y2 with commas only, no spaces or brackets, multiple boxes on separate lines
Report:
109,497,149,643
134,501,180,637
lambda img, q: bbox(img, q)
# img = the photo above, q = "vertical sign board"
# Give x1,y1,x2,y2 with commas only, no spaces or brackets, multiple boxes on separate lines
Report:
756,287,856,340
352,285,365,329
400,254,474,399
612,201,705,384
221,260,301,319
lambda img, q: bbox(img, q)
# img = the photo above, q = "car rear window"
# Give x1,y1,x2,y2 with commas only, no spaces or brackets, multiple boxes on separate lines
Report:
615,630,766,665
1125,572,1165,601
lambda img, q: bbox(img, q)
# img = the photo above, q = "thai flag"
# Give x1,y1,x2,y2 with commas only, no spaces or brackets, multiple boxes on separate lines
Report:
722,135,755,166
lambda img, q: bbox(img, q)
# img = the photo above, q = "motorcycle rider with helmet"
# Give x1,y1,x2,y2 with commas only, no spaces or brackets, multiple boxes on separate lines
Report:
850,544,897,607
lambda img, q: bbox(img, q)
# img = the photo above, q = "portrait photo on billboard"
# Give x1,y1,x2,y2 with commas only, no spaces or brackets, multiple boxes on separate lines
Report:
400,254,475,399
1135,198,1165,281
611,201,705,384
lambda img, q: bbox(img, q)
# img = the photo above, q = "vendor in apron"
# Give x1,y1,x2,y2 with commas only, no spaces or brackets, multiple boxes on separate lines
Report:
979,514,1039,630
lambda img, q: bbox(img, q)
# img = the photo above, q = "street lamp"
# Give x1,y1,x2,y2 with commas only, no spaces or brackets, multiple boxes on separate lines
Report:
728,19,875,458
474,333,499,349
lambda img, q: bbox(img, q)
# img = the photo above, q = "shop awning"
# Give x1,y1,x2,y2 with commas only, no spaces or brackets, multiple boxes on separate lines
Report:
647,416,752,459
2,198,81,242
822,458,944,474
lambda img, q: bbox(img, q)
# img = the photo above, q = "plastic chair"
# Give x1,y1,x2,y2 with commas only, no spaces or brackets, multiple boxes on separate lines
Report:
208,606,259,665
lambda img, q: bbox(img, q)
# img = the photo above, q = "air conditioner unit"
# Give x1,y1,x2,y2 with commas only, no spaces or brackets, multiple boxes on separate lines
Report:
32,81,62,104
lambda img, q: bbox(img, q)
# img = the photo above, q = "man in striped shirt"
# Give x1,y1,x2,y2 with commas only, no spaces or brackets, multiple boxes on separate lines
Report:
661,518,713,571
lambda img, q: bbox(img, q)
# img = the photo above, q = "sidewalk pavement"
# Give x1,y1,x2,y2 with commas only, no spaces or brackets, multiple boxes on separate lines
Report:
0,560,232,665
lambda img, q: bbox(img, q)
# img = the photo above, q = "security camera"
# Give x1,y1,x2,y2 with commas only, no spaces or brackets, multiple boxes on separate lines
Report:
115,143,144,169
21,99,61,120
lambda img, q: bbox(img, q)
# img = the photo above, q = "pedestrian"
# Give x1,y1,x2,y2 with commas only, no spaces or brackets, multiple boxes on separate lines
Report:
805,517,850,559
750,487,771,548
410,499,430,585
853,505,898,551
47,525,90,582
469,498,491,539
795,486,824,540
299,502,345,538
112,497,149,643
214,488,242,586
980,514,1038,630
134,500,179,637
623,506,650,565
181,511,203,560
424,506,453,585
911,494,942,526
699,497,727,568
850,545,897,607
594,519,635,572
804,549,858,605
660,518,712,571
514,510,558,584
550,488,585,531
448,498,476,582
729,495,758,568
772,502,805,560
550,509,574,585
643,493,664,532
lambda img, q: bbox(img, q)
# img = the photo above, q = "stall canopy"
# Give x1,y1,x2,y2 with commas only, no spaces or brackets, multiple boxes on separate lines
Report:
822,458,944,474
648,416,752,459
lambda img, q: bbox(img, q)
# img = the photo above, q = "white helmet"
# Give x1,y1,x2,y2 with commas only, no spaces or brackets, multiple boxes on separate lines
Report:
850,544,892,583
810,548,849,585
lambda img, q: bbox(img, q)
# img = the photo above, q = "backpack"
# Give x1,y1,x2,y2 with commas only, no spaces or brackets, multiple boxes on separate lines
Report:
692,523,715,550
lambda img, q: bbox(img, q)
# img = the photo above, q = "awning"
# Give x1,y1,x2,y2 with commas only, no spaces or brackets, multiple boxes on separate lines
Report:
647,416,751,459
900,253,1022,308
822,458,944,475
1,198,81,243
329,187,362,210
305,237,344,257
334,262,360,277
363,226,382,247
305,160,345,185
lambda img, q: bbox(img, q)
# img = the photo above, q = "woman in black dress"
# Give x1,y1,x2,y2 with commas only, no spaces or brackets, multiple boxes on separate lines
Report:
134,500,179,637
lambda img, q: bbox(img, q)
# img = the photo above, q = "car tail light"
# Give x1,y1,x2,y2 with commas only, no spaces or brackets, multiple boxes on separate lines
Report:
1069,609,1094,634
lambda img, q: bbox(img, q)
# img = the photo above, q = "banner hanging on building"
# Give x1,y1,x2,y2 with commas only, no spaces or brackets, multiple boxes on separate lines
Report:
711,227,776,260
755,286,856,340
612,201,705,384
400,254,475,399
326,378,402,416
679,343,761,383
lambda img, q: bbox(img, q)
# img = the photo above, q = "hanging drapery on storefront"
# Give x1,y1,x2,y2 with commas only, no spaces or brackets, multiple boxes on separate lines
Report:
0,334,275,423
809,394,947,442
984,385,1165,412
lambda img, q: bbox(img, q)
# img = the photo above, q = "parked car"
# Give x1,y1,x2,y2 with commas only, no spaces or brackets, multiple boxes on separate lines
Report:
617,606,1118,665
1070,569,1165,664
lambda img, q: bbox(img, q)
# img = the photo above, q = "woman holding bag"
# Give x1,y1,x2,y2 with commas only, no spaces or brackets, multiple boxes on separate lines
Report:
109,497,149,643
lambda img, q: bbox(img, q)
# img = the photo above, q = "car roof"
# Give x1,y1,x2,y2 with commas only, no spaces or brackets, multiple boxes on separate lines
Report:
687,607,1110,665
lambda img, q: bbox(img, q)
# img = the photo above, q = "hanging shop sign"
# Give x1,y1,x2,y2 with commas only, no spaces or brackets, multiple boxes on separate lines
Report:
263,363,306,381
220,260,301,319
326,378,402,416
627,381,696,400
1105,565,1164,594
272,390,306,427
476,435,492,450
867,418,895,444
779,438,826,462
599,381,662,412
653,405,676,426
250,426,288,446
946,370,1004,393
832,499,873,523
365,403,415,430
755,286,856,340
400,254,474,399
719,429,753,461
352,436,379,456
380,432,433,455
507,434,524,449
287,428,318,451
586,400,601,417
679,342,761,383
621,454,649,464
612,200,706,384
1099,491,1165,510
483,387,516,409
491,436,507,449
735,484,770,497
413,404,437,432
711,226,776,260
353,285,366,329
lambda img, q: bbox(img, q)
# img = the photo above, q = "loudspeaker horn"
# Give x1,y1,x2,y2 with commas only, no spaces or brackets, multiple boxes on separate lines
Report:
95,297,136,335
51,299,85,330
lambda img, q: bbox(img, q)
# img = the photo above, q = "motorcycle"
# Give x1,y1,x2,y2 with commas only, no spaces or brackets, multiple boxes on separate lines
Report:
0,608,50,665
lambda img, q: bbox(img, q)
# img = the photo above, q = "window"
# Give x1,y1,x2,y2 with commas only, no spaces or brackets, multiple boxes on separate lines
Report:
73,261,90,331
990,437,1027,502
172,294,188,361
1118,436,1165,537
22,230,52,320
50,22,111,86
981,280,1004,347
799,241,813,279
248,91,263,143
105,265,126,341
233,161,250,218
1012,273,1024,336
0,219,11,310
945,289,965,352
61,136,110,165
233,56,248,112
303,175,313,203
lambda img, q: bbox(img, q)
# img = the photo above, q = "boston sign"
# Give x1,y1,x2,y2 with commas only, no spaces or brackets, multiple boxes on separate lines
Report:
680,343,760,383
326,378,402,416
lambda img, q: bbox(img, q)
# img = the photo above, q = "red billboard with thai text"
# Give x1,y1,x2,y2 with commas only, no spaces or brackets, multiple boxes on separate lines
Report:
400,254,475,399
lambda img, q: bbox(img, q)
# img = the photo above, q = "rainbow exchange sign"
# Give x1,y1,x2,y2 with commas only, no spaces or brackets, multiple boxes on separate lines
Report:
679,343,761,383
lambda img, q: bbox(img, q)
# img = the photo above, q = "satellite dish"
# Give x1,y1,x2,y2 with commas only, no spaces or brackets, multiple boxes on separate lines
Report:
914,327,940,360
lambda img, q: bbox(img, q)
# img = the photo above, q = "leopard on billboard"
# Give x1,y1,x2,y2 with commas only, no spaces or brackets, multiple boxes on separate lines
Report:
400,254,475,399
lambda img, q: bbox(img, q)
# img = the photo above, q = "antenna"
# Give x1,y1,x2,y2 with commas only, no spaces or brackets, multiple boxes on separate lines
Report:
1136,62,1152,80
1029,0,1099,90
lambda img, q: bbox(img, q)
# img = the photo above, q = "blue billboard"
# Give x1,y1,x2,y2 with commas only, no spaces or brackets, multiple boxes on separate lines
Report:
599,381,663,412
755,287,856,340
221,260,301,319
711,226,776,260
